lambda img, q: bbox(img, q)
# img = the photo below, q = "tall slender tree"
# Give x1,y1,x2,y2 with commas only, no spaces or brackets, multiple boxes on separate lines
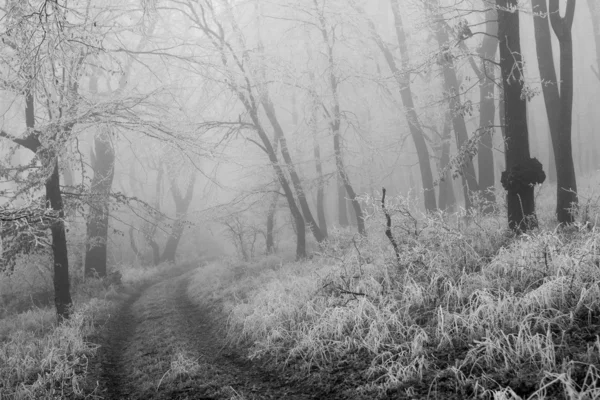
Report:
532,0,578,223
475,8,499,211
354,1,437,213
431,1,479,210
313,0,365,235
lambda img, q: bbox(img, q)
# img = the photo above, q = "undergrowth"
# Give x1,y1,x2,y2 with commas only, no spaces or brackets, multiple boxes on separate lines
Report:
0,252,186,399
188,188,600,399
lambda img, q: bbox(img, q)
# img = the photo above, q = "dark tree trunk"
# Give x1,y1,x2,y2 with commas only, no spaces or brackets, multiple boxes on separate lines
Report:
434,12,479,210
549,0,578,223
17,91,73,321
532,0,577,223
261,99,325,243
476,8,499,212
366,0,437,212
498,0,546,232
438,113,457,212
160,171,196,263
532,0,560,181
84,130,115,278
46,158,72,321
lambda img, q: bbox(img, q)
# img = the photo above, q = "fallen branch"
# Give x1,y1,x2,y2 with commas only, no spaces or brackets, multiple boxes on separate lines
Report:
381,188,401,263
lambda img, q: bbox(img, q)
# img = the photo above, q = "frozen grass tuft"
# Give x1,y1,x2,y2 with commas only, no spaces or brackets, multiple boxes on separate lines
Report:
188,190,600,399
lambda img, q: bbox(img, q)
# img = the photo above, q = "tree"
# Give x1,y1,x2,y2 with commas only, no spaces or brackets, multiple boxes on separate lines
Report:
0,1,96,320
171,0,309,259
312,0,365,235
437,112,457,211
84,126,115,277
307,72,328,238
431,0,479,210
475,7,499,211
497,0,546,231
160,166,196,262
84,16,155,277
355,0,437,213
532,0,577,223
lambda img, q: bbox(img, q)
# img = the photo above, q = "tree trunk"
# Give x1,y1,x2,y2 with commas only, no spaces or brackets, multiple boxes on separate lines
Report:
20,91,73,321
334,135,365,235
266,192,277,254
311,110,328,236
313,0,365,235
438,113,457,212
549,0,578,223
84,129,115,278
246,105,306,259
354,1,436,212
498,0,546,232
261,99,326,242
532,0,577,222
47,157,72,321
160,171,196,263
337,174,349,227
381,0,437,212
433,12,479,210
476,8,499,212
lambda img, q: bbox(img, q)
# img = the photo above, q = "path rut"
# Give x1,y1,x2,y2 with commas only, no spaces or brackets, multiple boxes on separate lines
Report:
94,266,317,399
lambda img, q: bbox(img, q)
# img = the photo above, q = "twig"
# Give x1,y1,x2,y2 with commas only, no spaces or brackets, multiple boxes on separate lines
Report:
382,188,401,263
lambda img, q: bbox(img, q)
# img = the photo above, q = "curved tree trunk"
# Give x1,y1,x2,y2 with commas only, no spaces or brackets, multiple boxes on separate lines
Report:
390,0,437,212
356,0,437,212
261,99,325,243
246,105,307,259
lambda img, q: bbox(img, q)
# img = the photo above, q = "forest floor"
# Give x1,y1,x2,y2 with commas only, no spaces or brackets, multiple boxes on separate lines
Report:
88,263,329,400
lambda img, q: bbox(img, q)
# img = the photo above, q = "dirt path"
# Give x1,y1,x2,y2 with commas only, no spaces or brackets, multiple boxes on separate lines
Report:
94,266,319,400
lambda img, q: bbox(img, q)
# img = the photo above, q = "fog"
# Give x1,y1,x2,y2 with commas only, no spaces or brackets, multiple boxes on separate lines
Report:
0,0,598,264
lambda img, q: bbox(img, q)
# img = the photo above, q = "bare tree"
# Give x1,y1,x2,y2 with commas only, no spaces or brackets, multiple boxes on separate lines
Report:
532,0,578,223
312,0,365,235
354,1,437,213
430,0,479,210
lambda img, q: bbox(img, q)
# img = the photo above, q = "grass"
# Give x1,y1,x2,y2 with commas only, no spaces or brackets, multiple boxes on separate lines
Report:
187,182,600,399
0,251,187,400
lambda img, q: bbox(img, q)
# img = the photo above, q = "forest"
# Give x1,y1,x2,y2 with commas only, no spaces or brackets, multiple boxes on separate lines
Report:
1,0,600,399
